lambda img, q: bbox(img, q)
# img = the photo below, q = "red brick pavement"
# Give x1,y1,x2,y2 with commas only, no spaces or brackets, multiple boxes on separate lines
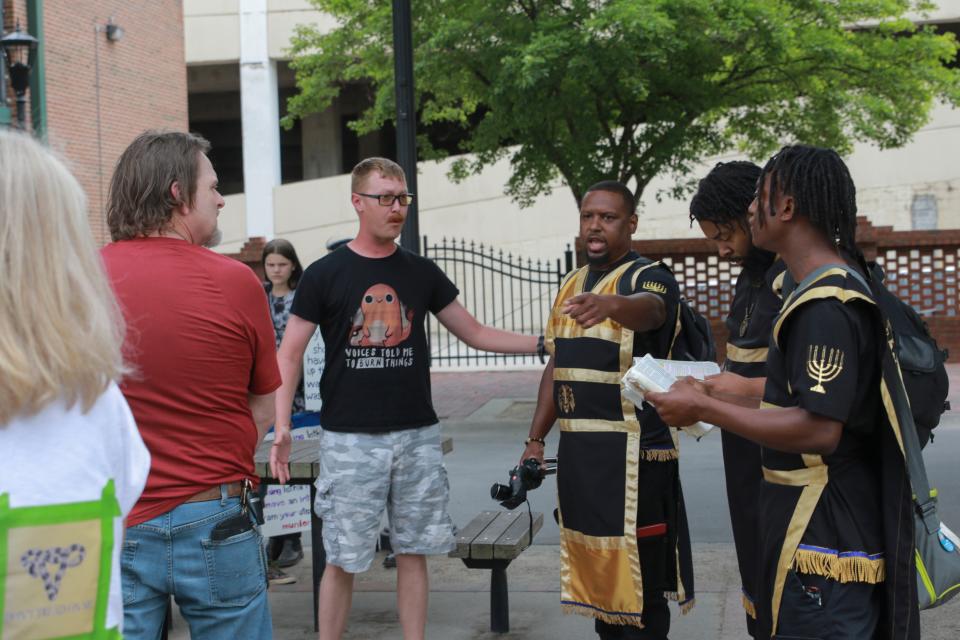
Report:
431,369,545,420
432,363,960,421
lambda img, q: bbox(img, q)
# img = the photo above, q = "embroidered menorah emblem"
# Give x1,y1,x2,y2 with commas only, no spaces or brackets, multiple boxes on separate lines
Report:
21,544,86,601
806,345,844,394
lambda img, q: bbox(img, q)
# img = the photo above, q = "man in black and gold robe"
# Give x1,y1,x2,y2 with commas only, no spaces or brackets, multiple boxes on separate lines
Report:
648,146,917,640
688,161,786,636
521,180,693,639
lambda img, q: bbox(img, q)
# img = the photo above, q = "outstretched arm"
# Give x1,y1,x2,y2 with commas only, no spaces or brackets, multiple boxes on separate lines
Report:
435,300,538,353
562,291,665,332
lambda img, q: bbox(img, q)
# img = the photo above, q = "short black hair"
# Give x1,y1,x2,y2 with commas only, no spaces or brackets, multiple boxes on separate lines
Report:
758,145,858,255
689,161,761,230
583,180,636,215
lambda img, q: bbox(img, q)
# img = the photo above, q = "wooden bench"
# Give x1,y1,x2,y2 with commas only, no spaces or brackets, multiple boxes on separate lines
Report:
449,509,543,633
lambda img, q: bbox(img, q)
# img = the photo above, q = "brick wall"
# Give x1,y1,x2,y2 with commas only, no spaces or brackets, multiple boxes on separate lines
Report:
617,217,960,362
224,236,268,282
4,1,188,245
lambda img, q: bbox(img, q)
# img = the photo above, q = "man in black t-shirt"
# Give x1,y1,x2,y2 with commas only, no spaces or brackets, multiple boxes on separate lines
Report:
648,146,917,639
687,161,785,636
271,157,537,640
521,181,691,639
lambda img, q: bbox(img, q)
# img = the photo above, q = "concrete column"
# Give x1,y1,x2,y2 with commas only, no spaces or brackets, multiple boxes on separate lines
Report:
302,106,342,179
239,0,280,239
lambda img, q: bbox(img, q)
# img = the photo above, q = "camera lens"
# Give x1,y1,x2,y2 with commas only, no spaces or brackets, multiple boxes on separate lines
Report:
490,483,512,501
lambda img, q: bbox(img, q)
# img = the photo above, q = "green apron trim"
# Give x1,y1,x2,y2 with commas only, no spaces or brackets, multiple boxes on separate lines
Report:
0,480,122,639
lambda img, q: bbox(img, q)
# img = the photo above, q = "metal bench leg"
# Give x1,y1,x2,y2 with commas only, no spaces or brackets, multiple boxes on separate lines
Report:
490,561,510,633
310,482,326,634
461,556,517,633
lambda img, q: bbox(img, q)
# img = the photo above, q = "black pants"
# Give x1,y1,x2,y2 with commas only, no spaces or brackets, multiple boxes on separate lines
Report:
774,571,880,640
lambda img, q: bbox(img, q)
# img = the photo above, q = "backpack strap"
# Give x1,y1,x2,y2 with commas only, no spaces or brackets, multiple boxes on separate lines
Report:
628,259,663,290
800,264,938,531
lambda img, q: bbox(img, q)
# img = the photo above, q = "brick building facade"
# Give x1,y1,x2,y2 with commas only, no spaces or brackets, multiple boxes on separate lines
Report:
3,1,187,245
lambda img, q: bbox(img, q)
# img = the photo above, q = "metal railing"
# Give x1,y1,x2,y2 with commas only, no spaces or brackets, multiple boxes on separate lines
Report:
424,236,573,368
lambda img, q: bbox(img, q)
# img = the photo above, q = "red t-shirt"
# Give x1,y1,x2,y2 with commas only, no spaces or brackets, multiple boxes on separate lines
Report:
101,237,281,526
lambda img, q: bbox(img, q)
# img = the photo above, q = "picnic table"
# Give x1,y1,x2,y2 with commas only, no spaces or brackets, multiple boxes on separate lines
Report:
253,434,453,632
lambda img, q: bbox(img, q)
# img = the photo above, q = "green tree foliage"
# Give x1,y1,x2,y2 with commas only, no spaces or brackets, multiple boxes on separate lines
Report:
284,0,960,206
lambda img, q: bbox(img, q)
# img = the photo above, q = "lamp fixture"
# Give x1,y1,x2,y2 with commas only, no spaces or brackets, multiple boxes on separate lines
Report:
0,22,39,130
105,17,124,42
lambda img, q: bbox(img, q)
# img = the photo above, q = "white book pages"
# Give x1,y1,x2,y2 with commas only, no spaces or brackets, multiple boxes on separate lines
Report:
621,354,716,439
654,359,721,380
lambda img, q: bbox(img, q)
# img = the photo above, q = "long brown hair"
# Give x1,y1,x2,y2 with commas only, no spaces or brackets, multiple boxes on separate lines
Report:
262,238,304,290
107,130,211,241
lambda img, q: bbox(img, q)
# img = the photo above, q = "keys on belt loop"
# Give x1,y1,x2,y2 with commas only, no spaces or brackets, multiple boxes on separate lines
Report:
240,479,250,514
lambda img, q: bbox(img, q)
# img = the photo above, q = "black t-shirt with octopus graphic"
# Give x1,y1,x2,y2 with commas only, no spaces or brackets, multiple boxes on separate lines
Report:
292,245,459,433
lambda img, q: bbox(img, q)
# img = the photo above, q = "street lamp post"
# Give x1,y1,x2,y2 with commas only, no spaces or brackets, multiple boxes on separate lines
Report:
1,24,39,131
392,0,420,254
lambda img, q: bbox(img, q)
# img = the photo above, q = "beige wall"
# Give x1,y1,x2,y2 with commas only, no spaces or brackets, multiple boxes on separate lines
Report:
201,1,960,265
183,0,330,64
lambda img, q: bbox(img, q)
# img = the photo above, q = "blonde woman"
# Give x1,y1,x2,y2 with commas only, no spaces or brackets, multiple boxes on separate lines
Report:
0,131,150,638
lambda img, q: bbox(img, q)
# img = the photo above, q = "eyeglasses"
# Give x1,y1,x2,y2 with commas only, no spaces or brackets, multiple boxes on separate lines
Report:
354,192,415,207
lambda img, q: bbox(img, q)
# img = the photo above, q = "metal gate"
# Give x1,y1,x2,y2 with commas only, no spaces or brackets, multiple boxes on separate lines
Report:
424,236,573,368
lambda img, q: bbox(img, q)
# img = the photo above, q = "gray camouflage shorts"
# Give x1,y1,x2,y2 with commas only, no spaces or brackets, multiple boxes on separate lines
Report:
313,423,456,573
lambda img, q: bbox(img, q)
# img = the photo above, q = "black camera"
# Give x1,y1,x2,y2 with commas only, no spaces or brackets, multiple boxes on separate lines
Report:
490,457,557,510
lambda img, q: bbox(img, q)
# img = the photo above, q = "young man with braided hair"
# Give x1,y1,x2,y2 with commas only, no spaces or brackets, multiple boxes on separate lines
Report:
648,145,918,639
688,161,785,636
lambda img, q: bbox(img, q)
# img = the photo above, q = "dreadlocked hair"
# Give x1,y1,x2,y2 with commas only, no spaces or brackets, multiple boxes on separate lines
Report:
759,145,859,256
689,161,761,230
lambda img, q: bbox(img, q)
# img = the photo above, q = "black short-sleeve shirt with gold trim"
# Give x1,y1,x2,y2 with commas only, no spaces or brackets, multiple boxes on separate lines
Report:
724,256,785,379
763,298,881,438
761,284,885,565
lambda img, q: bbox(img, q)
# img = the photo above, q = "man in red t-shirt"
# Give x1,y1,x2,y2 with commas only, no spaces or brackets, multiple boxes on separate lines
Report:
101,131,280,639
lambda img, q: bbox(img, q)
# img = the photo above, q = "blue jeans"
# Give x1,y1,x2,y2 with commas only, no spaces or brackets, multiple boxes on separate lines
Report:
121,488,272,640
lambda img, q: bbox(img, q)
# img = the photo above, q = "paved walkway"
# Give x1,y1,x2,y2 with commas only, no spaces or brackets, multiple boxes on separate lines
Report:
167,366,960,639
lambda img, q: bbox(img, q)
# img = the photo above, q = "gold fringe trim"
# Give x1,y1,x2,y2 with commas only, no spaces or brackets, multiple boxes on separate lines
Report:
792,548,886,584
742,594,757,619
561,603,644,628
640,447,678,461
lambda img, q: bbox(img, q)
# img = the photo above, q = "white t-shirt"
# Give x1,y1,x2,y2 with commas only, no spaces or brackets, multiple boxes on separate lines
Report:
0,383,150,634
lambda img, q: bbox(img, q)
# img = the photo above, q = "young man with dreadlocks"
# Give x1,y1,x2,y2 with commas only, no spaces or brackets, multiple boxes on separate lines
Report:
648,145,917,639
688,161,786,637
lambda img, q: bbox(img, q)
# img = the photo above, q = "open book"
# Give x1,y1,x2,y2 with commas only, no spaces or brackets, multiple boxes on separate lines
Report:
622,354,720,439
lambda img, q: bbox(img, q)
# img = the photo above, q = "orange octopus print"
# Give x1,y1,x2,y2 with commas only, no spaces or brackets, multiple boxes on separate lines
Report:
348,283,414,347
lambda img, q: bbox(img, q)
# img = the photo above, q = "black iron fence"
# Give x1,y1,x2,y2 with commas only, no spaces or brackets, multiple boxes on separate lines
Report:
424,236,574,368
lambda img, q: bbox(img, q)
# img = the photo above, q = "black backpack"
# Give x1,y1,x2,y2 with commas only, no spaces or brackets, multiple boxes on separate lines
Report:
795,262,950,447
864,262,950,446
670,294,718,363
625,259,717,363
